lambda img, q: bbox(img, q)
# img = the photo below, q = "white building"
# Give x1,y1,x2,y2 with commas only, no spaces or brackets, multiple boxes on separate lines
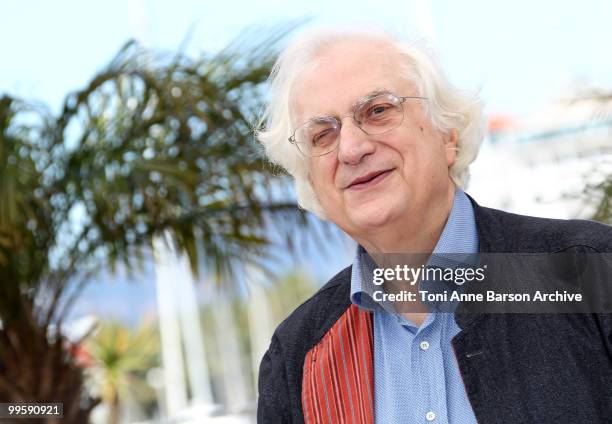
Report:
470,89,612,219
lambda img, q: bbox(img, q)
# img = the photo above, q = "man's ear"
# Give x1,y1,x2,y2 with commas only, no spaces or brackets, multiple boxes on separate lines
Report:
444,129,458,166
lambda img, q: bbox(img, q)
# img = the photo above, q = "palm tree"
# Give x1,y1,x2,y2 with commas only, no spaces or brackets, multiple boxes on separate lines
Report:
86,321,159,424
584,169,612,224
580,90,612,224
0,26,309,423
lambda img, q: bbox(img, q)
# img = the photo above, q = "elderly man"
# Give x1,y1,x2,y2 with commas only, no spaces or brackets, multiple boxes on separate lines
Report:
256,28,612,423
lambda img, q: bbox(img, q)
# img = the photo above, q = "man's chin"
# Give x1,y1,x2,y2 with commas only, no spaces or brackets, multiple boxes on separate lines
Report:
347,209,397,233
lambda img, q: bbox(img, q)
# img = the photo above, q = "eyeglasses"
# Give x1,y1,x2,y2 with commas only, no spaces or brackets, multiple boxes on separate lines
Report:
288,92,427,157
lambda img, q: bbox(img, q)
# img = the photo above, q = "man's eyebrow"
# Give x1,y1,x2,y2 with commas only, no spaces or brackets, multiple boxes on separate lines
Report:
351,89,393,110
302,89,393,123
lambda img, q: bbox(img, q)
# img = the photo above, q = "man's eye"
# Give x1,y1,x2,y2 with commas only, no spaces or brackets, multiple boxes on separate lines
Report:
311,128,336,146
368,104,392,117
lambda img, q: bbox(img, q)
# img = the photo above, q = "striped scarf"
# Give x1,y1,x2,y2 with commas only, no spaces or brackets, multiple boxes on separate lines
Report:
302,305,374,423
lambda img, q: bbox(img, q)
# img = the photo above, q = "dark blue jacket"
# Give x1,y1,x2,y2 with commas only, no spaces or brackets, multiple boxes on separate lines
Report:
258,200,612,423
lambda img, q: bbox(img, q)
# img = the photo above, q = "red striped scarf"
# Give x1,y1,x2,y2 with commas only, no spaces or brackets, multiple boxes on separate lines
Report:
302,304,374,423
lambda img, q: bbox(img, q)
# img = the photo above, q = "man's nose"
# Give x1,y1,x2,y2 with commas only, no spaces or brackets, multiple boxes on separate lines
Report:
336,119,375,165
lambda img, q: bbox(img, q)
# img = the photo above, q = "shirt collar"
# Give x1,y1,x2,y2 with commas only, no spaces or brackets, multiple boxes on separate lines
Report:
350,188,479,310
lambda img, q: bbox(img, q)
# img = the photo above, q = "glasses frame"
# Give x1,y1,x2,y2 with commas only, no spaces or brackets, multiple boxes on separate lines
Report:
288,93,428,157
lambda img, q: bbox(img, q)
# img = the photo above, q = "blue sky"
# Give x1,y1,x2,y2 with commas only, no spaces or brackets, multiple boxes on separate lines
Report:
3,0,612,116
3,0,611,323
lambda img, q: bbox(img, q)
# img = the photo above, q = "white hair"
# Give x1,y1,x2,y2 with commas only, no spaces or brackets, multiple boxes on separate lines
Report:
256,27,485,219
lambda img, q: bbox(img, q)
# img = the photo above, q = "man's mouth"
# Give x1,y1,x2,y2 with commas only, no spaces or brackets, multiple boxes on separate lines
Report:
346,169,393,190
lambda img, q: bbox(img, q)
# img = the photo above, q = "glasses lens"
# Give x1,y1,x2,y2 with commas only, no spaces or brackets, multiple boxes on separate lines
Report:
355,94,404,135
295,117,340,156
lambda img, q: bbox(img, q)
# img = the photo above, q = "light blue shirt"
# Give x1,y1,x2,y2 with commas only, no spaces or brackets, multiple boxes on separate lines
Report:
350,189,479,423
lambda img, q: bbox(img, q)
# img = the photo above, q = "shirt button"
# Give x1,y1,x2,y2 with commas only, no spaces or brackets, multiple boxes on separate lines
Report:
426,411,436,421
420,341,430,351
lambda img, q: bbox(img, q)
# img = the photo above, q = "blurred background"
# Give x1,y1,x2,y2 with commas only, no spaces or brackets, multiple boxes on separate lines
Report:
1,0,611,423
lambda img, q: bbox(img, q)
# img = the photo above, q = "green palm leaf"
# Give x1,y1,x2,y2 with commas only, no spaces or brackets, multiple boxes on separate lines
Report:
0,24,324,423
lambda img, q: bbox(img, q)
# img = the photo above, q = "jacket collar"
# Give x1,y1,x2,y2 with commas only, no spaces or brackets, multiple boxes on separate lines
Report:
455,194,534,329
